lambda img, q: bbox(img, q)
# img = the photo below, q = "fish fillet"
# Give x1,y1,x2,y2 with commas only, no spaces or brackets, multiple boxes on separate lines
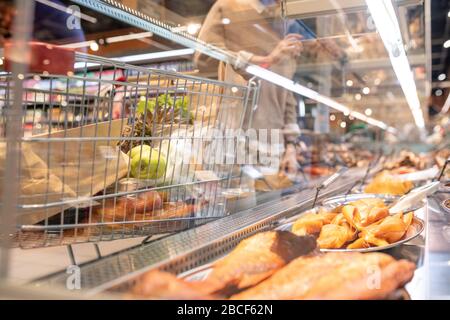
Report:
198,231,316,295
231,252,415,300
130,270,214,300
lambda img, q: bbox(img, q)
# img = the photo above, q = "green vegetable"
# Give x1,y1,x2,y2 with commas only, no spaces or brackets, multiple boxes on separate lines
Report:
119,93,193,154
136,93,192,122
129,145,167,180
136,98,156,115
157,93,174,109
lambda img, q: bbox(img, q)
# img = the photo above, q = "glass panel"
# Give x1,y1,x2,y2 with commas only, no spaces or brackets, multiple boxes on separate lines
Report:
0,0,448,254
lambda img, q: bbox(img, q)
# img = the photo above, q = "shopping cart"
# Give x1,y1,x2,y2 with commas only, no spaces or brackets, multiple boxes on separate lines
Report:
0,52,259,249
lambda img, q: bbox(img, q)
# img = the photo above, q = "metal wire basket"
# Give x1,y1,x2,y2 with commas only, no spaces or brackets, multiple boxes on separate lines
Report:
0,52,258,248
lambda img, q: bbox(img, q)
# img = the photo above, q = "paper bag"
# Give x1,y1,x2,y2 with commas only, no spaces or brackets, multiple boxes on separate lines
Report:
0,120,130,225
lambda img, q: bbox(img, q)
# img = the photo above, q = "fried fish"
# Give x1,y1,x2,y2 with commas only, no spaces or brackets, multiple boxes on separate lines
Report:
231,252,415,300
199,231,317,295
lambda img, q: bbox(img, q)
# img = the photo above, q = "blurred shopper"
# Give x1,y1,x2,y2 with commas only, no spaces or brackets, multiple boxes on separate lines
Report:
195,0,302,174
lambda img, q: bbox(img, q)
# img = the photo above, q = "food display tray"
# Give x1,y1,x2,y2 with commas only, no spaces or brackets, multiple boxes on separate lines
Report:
31,169,426,299
276,193,425,253
32,167,367,294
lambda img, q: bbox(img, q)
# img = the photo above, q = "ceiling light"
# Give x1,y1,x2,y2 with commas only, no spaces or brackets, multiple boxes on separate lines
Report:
438,73,447,81
340,121,347,128
330,114,336,121
187,23,201,35
61,40,92,49
114,48,195,63
366,0,425,131
444,40,450,49
89,42,99,51
172,23,202,35
74,49,195,69
106,31,154,44
365,108,373,116
435,89,443,97
355,93,362,101
73,61,99,69
63,32,155,49
222,18,231,25
244,64,396,133
346,80,353,87
441,90,450,114
299,98,306,117
344,110,350,116
0,58,3,66
374,78,381,85
362,87,370,95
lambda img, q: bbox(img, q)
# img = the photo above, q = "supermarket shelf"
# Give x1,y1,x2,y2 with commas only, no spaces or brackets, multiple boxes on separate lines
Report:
296,54,427,74
282,0,423,19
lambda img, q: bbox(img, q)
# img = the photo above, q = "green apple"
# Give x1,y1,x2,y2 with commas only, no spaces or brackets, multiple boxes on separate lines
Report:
129,144,151,159
129,145,167,180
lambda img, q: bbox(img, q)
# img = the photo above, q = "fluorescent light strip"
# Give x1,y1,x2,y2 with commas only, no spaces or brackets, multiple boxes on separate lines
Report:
366,0,425,131
245,65,396,133
105,32,154,44
61,40,96,49
114,48,194,63
73,61,100,69
62,32,155,49
73,49,195,69
441,93,450,114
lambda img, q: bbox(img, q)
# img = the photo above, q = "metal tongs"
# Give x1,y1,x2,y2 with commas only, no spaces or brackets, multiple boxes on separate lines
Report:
312,167,348,208
435,158,449,182
389,181,440,214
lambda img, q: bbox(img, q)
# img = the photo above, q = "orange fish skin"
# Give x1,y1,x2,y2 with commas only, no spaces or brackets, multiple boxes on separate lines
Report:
231,252,415,300
202,231,317,295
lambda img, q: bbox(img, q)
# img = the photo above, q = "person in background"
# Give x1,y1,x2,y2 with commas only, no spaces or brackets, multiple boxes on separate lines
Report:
194,0,303,174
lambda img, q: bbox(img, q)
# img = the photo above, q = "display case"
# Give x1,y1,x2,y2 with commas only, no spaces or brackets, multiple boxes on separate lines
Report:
0,0,449,300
